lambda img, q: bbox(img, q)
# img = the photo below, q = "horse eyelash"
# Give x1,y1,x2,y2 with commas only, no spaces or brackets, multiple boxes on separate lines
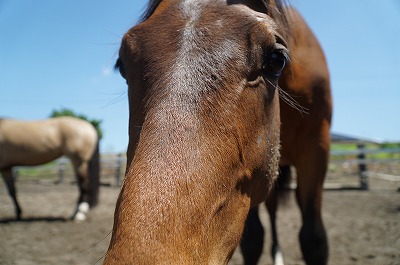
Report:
264,78,309,116
278,87,309,116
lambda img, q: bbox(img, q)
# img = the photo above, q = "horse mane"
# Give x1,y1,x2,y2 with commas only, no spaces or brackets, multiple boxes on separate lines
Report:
261,0,291,39
139,0,290,25
139,0,163,22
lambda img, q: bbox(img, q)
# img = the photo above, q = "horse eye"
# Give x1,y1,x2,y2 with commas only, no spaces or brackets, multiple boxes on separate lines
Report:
262,48,288,79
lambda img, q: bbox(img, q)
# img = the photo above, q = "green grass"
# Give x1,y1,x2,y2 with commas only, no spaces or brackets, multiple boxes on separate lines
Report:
330,142,400,160
14,160,73,180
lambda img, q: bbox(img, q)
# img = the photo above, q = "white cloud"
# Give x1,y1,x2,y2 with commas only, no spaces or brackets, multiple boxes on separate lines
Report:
102,67,112,77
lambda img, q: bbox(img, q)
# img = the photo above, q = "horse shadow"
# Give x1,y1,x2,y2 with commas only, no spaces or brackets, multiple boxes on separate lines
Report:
0,216,68,224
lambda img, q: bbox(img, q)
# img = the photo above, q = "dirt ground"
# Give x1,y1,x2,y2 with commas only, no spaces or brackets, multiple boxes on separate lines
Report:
1,176,399,265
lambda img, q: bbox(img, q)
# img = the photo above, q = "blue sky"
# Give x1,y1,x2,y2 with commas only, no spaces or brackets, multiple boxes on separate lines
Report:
1,1,399,153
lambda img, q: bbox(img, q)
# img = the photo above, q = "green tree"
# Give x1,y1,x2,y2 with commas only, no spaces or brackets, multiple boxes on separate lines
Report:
380,142,400,149
50,108,103,139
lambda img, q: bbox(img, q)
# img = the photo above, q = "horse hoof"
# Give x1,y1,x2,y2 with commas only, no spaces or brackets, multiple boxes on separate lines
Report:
74,212,87,222
273,251,284,265
78,202,90,213
73,202,90,222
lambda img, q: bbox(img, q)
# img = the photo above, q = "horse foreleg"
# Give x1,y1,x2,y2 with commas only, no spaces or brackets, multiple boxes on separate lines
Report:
296,186,328,265
239,206,264,265
295,148,329,265
1,168,22,219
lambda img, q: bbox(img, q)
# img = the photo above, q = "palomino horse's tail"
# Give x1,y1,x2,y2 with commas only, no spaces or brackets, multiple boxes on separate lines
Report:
88,140,100,208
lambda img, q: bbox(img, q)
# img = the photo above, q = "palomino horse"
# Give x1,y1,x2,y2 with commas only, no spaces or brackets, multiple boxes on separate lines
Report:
0,117,100,221
105,0,331,264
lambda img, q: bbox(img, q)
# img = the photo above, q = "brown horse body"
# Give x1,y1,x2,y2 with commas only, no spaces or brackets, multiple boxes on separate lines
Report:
105,0,331,264
240,8,332,265
0,117,100,221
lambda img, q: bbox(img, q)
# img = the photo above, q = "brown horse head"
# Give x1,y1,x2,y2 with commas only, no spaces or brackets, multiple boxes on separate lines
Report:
106,0,290,263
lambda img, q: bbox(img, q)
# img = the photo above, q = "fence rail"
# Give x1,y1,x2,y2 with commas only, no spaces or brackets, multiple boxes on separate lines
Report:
12,147,400,190
13,155,127,187
329,147,400,190
330,148,400,157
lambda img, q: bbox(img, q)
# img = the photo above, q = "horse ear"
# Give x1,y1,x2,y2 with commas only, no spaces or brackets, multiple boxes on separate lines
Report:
114,58,126,79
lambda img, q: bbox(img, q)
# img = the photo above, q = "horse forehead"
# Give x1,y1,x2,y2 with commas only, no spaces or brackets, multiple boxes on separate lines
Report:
141,1,264,52
179,0,206,22
177,0,268,27
146,0,265,31
131,0,277,77
135,2,249,67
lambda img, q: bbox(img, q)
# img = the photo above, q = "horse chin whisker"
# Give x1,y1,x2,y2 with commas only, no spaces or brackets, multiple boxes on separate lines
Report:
93,230,114,265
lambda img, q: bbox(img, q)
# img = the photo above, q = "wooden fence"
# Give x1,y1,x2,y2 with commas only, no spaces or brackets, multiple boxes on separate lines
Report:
330,146,400,190
13,154,127,187
12,147,400,190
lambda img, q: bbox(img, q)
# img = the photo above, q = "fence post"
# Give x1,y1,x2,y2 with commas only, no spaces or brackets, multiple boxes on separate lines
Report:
357,143,368,190
58,159,65,184
115,153,123,186
12,167,19,182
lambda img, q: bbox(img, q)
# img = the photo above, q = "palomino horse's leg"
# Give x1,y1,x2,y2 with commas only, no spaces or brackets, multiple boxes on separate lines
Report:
1,168,22,219
295,139,329,265
72,160,90,221
240,206,264,265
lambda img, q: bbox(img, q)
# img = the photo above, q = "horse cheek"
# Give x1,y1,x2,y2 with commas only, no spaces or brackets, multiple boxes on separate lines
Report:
251,94,281,206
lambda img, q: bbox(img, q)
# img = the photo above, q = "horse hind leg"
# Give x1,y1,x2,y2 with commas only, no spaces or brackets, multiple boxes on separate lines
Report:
73,201,90,222
266,188,284,265
72,160,91,222
265,165,291,265
240,206,264,265
240,166,291,265
1,168,22,219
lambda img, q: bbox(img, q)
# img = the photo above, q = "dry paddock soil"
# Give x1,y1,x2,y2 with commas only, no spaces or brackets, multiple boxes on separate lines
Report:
0,178,399,265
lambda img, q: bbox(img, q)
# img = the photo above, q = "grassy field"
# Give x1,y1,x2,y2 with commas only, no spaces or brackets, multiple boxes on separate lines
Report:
331,142,400,160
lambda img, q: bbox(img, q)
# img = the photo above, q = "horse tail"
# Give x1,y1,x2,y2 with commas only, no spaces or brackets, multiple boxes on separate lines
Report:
88,140,100,208
276,165,292,203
